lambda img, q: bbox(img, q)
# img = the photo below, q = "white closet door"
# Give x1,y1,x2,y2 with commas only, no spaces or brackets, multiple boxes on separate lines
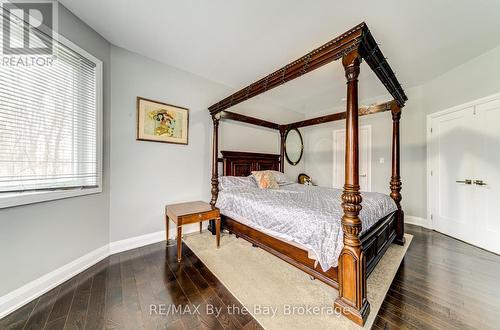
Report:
473,99,500,254
430,98,500,254
333,126,371,191
430,107,476,244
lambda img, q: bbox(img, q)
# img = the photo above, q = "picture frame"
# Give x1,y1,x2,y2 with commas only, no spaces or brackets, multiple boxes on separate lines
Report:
136,97,189,145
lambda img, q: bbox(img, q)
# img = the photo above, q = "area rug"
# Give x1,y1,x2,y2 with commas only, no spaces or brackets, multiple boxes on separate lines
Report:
184,232,412,329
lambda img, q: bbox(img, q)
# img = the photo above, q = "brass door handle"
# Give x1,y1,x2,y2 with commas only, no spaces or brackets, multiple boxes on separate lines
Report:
456,179,472,184
474,180,487,186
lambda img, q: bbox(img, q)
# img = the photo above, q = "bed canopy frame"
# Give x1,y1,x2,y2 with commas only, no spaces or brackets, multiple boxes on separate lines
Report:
206,22,407,325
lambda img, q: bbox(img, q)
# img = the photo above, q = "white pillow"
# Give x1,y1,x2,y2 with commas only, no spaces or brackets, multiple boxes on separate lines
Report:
268,170,291,185
218,176,257,190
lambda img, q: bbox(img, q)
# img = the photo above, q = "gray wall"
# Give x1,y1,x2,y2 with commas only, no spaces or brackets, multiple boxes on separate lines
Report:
0,4,111,296
109,46,304,242
423,45,500,115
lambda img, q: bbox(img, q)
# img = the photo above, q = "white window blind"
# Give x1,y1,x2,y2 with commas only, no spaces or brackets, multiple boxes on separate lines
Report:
0,16,101,195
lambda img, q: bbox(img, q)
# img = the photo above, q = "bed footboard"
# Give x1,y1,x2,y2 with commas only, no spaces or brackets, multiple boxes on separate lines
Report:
360,211,397,276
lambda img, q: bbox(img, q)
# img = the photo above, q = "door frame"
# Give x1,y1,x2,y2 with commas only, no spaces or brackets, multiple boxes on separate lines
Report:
332,125,372,191
426,91,500,230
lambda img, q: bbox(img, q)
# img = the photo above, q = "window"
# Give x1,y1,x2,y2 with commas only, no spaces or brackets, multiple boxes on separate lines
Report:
0,18,102,208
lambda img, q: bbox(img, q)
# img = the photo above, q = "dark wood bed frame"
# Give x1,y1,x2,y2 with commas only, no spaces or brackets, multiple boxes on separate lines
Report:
220,150,398,282
206,23,407,325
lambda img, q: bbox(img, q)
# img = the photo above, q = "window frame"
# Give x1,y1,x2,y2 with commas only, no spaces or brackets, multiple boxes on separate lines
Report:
0,32,103,209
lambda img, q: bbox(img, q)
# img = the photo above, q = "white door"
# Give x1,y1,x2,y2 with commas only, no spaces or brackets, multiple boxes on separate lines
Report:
430,99,500,254
333,126,371,191
430,107,477,245
473,99,500,254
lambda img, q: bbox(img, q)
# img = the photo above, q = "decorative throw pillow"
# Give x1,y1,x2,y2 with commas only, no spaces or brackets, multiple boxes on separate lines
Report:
251,171,279,189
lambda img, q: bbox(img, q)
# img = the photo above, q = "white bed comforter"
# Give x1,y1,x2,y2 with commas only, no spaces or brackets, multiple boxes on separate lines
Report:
216,183,397,271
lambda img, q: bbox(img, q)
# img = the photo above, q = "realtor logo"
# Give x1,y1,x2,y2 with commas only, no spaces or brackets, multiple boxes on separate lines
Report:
1,0,56,55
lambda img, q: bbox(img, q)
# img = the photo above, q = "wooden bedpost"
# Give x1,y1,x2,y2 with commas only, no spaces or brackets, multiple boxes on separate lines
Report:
334,50,369,326
210,114,220,205
209,113,220,234
279,127,286,172
391,107,405,245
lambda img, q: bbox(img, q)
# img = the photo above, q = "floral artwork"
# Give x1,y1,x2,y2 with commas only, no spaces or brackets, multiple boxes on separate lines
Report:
136,97,189,144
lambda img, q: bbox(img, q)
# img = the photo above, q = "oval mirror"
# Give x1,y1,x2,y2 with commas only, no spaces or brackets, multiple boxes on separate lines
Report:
285,128,304,166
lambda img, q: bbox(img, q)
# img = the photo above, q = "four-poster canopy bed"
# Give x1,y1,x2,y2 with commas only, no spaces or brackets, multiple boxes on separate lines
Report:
206,22,407,325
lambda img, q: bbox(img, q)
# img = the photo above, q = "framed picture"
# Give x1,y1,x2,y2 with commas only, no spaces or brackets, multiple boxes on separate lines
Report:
136,97,189,145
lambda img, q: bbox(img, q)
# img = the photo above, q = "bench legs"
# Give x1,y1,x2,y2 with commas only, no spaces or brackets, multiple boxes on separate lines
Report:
216,217,221,248
165,211,170,242
177,225,182,262
174,217,220,262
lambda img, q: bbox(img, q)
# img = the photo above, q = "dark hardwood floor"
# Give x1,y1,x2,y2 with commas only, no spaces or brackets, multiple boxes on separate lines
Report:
373,225,500,330
1,224,499,329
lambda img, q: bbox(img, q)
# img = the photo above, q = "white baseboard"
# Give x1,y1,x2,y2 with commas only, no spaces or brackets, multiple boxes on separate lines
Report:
0,245,109,319
406,215,432,229
1,231,163,319
0,225,208,319
108,222,207,255
109,230,165,254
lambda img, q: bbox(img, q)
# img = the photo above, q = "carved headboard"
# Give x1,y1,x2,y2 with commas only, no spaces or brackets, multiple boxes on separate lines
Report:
220,151,280,176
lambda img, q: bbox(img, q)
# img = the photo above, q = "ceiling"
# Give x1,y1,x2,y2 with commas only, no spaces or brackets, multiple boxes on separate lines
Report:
60,0,500,118
229,60,389,122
